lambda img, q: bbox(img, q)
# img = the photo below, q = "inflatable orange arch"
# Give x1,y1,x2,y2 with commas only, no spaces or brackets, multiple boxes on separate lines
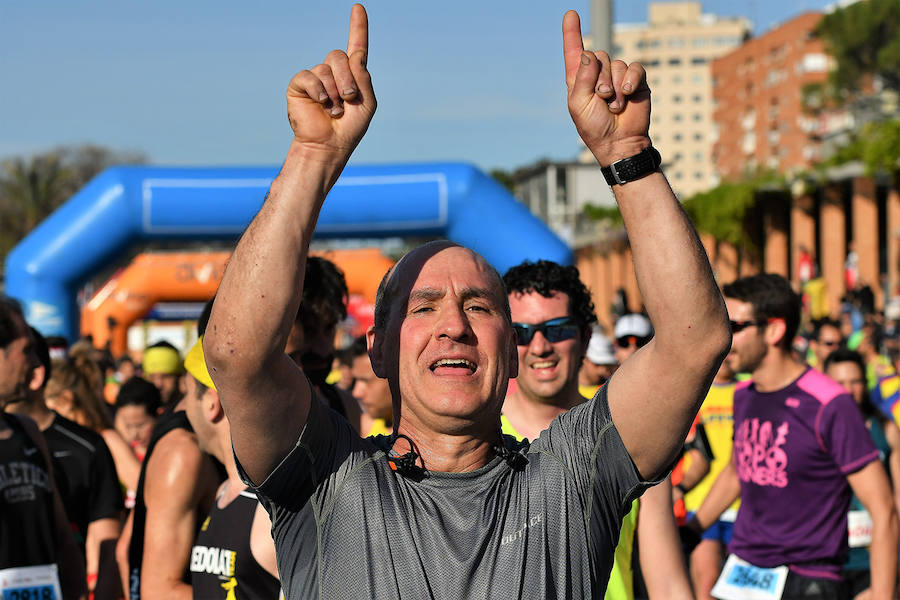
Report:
82,248,394,356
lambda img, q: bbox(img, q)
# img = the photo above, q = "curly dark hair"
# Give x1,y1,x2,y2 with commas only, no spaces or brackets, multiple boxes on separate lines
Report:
722,273,800,352
299,256,348,325
502,260,597,333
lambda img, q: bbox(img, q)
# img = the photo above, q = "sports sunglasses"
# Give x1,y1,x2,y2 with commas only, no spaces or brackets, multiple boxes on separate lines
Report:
512,317,579,345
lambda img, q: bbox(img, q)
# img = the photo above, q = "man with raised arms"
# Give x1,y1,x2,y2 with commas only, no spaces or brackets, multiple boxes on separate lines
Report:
205,6,731,599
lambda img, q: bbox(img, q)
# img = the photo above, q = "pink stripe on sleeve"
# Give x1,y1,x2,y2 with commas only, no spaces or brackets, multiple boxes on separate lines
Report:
840,450,880,474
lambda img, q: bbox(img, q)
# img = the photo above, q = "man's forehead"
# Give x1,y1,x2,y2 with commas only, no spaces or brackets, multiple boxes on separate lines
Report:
399,245,498,292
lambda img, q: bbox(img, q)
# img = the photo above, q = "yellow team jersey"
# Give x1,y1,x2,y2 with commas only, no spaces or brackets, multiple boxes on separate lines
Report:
683,382,740,516
501,411,639,600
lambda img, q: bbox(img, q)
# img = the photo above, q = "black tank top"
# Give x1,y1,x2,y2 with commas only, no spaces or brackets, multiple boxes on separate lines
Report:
0,413,56,569
128,406,193,600
190,487,281,599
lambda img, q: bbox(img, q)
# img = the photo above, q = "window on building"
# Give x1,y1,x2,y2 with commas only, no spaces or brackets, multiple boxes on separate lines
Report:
801,53,828,73
695,172,704,180
674,152,684,161
674,171,684,180
668,57,682,66
644,59,660,67
612,44,623,56
694,133,703,141
674,133,684,141
692,95,702,103
674,113,683,122
692,74,703,84
693,113,702,122
694,151,703,161
673,95,683,103
693,37,708,48
691,57,707,65
672,74,683,84
669,38,685,48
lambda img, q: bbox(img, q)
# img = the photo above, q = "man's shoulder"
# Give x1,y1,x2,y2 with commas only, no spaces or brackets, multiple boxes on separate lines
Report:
145,427,204,479
793,368,848,406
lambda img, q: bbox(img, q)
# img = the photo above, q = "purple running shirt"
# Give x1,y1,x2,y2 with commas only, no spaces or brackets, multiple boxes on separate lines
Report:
729,367,879,580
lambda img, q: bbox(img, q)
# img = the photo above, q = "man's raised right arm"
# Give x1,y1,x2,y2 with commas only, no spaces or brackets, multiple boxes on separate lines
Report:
205,4,375,485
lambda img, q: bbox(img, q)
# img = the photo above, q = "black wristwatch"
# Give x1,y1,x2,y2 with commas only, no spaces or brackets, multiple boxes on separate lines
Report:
601,146,662,186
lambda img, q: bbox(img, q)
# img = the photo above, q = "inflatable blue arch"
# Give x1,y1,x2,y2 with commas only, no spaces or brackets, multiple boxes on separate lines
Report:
4,163,572,341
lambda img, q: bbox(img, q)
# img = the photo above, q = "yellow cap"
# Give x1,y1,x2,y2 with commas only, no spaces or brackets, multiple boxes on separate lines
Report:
142,345,182,375
184,336,216,391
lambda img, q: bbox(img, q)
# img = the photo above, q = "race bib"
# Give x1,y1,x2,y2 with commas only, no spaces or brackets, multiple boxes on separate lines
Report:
848,509,874,548
0,564,62,600
711,554,788,600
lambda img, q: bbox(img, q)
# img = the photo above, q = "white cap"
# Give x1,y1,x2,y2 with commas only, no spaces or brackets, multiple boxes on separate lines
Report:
585,332,617,365
614,314,652,340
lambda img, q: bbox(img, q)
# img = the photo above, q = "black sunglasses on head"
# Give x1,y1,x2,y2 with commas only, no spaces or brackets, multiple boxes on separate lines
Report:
512,317,579,345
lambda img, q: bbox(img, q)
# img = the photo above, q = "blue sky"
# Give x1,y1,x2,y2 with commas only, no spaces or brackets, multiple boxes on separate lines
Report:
2,0,837,172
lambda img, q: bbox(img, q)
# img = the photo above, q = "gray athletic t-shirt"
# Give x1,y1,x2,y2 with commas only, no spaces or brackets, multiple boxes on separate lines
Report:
239,385,650,599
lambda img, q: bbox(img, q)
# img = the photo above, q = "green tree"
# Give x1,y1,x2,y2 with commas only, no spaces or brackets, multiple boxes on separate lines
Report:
0,144,146,264
489,168,515,193
816,0,900,95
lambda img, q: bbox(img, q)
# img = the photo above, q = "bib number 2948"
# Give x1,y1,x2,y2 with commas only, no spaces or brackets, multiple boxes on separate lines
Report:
711,555,788,600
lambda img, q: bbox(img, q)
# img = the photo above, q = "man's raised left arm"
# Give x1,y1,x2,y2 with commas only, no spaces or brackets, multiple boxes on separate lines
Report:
562,10,731,480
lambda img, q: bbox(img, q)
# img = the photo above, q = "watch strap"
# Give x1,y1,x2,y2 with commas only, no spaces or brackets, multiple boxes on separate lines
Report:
601,146,661,186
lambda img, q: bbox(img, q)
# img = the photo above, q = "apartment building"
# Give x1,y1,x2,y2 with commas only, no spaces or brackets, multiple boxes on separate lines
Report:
609,2,750,198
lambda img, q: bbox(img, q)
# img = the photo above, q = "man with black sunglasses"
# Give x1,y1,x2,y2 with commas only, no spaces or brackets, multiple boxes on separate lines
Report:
809,318,843,372
502,260,597,442
688,273,897,600
613,313,653,365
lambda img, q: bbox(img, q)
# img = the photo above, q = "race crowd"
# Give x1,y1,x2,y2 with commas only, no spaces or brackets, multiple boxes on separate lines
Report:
2,5,898,600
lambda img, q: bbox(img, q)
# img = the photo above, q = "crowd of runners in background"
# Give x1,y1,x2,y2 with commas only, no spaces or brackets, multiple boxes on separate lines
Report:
2,251,899,599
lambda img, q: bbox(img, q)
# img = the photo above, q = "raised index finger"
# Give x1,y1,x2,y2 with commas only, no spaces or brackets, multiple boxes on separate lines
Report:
562,10,585,88
347,4,369,57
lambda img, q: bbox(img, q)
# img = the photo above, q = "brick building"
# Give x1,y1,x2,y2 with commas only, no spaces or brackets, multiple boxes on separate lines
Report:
711,12,830,179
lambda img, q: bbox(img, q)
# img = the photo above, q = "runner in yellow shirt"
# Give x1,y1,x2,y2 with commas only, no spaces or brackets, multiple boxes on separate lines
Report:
682,361,740,600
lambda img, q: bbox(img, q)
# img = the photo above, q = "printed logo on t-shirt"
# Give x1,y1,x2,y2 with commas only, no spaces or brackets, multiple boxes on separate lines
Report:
501,514,543,546
190,545,236,577
0,461,51,503
734,418,789,488
191,545,239,599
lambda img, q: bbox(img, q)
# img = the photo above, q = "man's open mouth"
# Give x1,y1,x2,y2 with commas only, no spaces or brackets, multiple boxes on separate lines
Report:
430,358,477,374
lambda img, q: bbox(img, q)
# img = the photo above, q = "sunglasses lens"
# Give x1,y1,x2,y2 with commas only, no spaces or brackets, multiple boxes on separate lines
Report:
729,320,746,333
545,325,578,343
513,326,533,345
